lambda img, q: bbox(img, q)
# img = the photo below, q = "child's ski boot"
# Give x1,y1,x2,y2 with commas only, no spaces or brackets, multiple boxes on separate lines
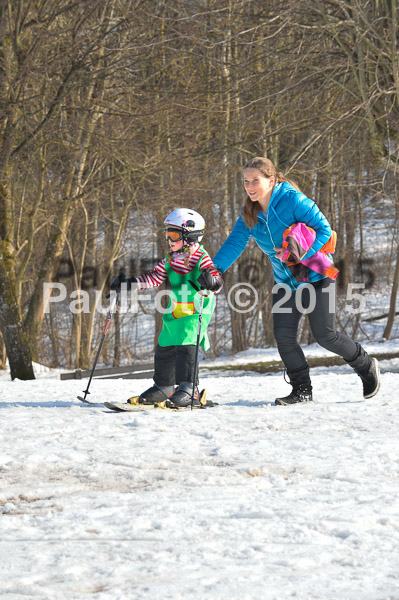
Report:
128,384,174,406
168,382,207,408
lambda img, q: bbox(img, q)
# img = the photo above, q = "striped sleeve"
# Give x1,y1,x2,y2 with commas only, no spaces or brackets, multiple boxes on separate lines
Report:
135,259,168,289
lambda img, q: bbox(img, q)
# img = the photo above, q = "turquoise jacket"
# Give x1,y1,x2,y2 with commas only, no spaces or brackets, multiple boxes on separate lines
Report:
213,182,332,290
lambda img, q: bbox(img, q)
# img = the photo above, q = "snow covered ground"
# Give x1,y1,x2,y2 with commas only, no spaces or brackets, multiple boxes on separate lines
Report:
1,347,399,600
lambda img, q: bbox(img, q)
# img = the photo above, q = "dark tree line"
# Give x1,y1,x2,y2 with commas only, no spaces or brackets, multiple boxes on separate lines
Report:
0,0,398,378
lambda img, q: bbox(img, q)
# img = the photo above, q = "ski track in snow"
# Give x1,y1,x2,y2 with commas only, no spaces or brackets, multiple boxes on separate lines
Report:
0,367,399,600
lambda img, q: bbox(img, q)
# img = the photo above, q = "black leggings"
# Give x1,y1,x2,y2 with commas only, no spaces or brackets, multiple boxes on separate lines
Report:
153,344,197,387
272,279,358,374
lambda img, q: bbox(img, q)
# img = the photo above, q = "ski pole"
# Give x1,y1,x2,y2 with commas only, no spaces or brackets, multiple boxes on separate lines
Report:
189,280,209,410
77,293,118,403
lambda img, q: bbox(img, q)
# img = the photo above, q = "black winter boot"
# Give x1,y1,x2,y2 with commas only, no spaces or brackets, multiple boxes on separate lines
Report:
345,343,381,399
129,384,175,405
275,366,313,406
168,382,201,408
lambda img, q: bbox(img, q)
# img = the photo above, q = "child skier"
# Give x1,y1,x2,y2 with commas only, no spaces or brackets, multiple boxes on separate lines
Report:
110,208,223,407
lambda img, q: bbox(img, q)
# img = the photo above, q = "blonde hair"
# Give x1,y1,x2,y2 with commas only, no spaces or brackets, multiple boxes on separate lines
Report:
167,244,197,268
242,157,301,228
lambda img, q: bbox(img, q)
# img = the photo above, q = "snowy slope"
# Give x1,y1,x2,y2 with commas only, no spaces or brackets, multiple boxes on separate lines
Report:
1,359,399,599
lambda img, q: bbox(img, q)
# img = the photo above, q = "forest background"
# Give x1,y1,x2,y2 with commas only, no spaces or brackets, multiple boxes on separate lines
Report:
0,0,398,380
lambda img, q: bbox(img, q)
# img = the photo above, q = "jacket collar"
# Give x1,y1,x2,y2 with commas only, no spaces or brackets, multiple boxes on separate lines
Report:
257,182,283,223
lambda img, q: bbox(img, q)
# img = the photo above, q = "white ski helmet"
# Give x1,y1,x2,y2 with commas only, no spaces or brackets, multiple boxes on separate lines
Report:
164,208,205,243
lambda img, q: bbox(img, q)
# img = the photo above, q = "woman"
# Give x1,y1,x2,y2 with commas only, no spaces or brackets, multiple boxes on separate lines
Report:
213,157,380,405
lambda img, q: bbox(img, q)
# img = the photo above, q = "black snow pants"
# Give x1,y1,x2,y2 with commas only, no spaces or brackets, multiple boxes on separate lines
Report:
272,279,358,377
153,344,197,387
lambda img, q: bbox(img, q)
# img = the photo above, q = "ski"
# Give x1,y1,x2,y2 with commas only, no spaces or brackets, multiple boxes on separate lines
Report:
103,400,217,412
77,395,104,406
78,389,218,411
104,391,217,413
104,401,159,412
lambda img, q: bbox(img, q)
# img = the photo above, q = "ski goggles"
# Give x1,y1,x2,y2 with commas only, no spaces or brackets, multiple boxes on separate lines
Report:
165,229,184,242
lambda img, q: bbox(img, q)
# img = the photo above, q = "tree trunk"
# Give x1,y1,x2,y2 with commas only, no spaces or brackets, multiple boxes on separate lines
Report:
0,332,6,370
383,243,399,340
0,171,35,379
0,239,34,380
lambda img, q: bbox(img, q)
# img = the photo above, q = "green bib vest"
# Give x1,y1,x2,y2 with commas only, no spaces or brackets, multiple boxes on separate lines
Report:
158,247,216,350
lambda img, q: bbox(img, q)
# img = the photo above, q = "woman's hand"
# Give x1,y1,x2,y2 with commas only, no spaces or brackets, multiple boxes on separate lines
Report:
273,247,285,261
